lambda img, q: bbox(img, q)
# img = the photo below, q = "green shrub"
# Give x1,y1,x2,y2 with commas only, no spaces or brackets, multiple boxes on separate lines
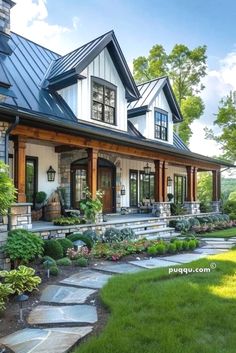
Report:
155,243,166,255
35,191,47,204
0,161,16,216
0,283,13,311
169,220,178,228
189,218,200,227
56,257,72,266
223,200,236,215
195,239,200,248
0,266,41,295
74,257,88,267
229,213,236,220
222,214,230,222
175,219,190,233
83,229,98,242
68,232,94,249
147,246,157,256
44,239,63,260
168,243,177,254
53,217,80,226
182,240,189,251
174,240,183,251
120,228,136,240
41,255,56,266
103,228,122,243
50,266,59,276
200,202,212,213
56,238,73,256
188,239,197,250
170,203,185,216
5,229,44,266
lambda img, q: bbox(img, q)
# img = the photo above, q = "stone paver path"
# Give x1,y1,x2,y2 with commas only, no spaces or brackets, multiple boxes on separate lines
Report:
1,236,235,353
40,285,96,304
28,304,98,325
60,270,112,289
0,327,93,353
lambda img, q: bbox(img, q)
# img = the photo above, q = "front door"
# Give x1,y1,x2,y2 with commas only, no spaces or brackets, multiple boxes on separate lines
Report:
98,167,114,213
25,156,38,208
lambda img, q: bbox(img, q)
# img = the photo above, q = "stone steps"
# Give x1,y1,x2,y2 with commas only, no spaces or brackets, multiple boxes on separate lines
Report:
135,226,176,240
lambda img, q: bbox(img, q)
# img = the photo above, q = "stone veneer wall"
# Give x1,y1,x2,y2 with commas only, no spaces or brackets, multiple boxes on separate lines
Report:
59,150,122,212
0,218,9,269
0,121,8,161
10,203,32,230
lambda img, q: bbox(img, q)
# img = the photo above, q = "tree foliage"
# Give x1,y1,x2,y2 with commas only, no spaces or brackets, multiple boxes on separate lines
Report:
0,160,16,215
133,44,207,144
197,172,212,203
205,93,236,162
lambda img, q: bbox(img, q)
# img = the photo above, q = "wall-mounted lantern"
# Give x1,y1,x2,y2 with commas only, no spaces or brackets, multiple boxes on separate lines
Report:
144,163,151,175
121,185,126,195
167,176,173,187
47,166,56,182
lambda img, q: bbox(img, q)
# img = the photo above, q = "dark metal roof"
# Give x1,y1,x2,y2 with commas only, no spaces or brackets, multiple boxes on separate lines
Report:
45,30,140,102
0,32,78,122
128,77,183,123
173,132,190,151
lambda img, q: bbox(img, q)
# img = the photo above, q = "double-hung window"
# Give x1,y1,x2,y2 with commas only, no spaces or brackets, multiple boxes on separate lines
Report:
92,78,116,125
154,109,168,141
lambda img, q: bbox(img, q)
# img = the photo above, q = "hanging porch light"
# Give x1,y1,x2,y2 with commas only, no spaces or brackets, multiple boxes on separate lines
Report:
47,166,56,182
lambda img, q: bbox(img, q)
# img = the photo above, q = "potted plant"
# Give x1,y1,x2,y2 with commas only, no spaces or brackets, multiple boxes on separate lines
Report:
167,193,174,202
79,187,104,223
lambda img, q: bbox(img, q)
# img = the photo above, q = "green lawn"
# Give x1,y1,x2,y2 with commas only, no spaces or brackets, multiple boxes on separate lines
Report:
197,228,236,238
74,250,236,353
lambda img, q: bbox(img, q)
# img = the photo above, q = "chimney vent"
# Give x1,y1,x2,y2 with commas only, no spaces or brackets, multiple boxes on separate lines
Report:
0,0,15,35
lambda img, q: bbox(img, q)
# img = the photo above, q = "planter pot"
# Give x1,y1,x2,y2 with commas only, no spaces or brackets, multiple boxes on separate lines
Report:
44,202,61,221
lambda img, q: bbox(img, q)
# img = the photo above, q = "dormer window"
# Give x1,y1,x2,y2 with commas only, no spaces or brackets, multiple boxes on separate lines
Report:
91,77,116,125
154,109,168,141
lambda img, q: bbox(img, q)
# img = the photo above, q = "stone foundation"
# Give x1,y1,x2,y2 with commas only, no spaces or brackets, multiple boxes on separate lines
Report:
212,201,220,212
10,203,32,230
0,121,9,161
184,201,200,215
152,202,171,217
0,217,10,269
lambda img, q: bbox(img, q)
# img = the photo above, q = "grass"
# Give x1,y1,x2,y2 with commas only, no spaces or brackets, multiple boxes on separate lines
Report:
74,250,236,353
197,228,236,238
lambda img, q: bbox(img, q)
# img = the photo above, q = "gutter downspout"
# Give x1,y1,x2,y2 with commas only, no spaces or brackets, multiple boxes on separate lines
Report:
4,116,20,230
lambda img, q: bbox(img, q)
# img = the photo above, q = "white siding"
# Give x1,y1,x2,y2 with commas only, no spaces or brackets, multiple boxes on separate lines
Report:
25,143,59,198
132,89,174,144
58,84,78,116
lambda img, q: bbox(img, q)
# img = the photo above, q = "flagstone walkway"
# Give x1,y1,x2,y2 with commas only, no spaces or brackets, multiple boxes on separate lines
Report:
0,237,235,353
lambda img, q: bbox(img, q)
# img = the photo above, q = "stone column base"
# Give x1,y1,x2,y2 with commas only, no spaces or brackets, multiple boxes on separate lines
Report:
10,203,32,230
152,202,171,217
184,202,200,215
212,201,220,212
0,219,10,270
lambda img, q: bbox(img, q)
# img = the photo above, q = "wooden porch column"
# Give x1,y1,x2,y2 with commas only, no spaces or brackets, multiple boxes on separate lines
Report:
14,136,26,202
154,160,164,202
186,166,194,202
162,161,168,201
212,169,221,201
87,148,99,199
193,167,198,201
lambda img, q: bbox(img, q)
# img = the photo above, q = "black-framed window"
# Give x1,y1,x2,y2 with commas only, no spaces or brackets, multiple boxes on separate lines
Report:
91,77,116,125
139,172,155,201
174,174,187,204
25,156,38,207
129,170,138,206
154,109,168,141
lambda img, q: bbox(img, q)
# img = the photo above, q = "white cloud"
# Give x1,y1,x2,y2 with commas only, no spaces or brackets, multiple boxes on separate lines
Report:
10,0,78,54
190,50,236,156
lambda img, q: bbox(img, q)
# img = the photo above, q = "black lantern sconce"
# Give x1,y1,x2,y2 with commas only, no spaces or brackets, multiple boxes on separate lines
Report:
121,185,126,195
47,166,56,182
167,176,173,187
144,163,151,175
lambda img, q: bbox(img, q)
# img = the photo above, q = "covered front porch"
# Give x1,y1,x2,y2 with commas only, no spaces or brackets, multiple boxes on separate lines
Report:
7,123,222,230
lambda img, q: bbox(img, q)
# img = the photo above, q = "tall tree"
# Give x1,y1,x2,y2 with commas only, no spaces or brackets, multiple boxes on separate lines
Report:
205,92,236,162
133,44,207,145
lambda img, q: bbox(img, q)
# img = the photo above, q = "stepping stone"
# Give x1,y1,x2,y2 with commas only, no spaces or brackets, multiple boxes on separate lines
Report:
0,327,92,353
194,248,228,255
28,305,97,325
60,270,112,289
94,262,143,274
161,253,207,264
40,285,96,304
201,244,233,249
129,258,180,269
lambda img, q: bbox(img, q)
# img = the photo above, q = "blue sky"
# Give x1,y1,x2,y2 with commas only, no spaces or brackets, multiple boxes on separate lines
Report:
10,0,236,156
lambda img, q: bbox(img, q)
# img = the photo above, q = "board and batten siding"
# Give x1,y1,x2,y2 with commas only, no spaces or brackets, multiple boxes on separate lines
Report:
57,48,127,131
131,89,174,144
